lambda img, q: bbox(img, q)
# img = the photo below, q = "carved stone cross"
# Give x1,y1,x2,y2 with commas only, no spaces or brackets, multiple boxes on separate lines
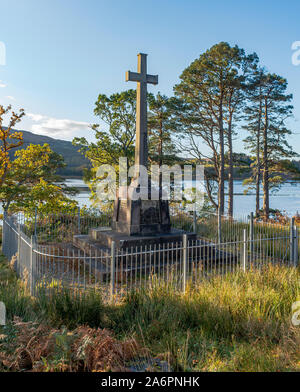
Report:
126,53,158,177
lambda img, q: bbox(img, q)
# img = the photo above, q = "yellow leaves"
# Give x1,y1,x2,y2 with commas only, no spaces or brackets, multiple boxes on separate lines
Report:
0,105,25,186
13,144,51,170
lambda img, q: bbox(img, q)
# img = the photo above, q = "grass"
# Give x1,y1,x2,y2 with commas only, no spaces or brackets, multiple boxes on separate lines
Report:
1,251,300,371
108,267,300,371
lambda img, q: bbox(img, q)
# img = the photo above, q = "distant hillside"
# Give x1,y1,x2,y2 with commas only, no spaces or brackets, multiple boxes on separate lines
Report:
11,129,90,177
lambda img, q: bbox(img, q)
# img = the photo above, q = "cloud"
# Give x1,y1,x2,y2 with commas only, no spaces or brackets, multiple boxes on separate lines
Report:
27,113,46,122
6,96,15,101
27,112,90,139
0,80,6,88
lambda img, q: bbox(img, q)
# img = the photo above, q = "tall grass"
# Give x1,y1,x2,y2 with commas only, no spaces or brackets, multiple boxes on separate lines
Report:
108,266,300,371
0,255,36,322
1,250,300,371
35,289,105,329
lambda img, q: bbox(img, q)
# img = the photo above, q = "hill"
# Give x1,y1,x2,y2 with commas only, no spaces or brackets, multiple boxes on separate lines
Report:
12,129,90,177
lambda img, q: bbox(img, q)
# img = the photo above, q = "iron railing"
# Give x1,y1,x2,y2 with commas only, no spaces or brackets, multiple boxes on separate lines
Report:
2,211,297,301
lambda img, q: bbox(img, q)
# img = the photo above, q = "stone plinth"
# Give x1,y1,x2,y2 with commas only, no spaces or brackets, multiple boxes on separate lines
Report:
111,180,171,236
89,227,196,249
112,197,171,236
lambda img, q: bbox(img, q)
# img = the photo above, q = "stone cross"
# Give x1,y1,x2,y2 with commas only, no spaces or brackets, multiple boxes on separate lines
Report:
126,53,158,177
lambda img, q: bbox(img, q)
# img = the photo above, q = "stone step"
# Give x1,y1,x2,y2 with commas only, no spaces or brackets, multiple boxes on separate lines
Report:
73,235,110,258
89,227,112,241
73,232,238,274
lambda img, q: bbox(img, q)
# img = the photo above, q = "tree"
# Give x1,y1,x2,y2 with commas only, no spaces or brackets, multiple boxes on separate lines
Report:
148,92,181,198
174,42,258,215
73,90,136,205
0,105,24,187
0,143,77,212
244,71,297,219
148,93,179,165
243,68,265,216
223,52,258,217
17,179,78,215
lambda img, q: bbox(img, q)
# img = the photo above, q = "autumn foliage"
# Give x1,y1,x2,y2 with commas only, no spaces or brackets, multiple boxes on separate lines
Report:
0,105,25,187
0,317,143,372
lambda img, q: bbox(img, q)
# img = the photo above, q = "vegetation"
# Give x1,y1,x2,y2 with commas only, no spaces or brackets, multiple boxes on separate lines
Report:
1,41,300,373
0,143,77,213
0,108,79,214
73,90,184,207
174,43,259,216
69,42,299,220
148,92,180,166
0,105,24,188
1,252,300,372
72,90,137,207
243,69,298,218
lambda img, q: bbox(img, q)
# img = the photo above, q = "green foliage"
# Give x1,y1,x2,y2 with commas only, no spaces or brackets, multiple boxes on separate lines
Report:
148,92,181,166
19,179,78,215
73,90,136,208
0,143,78,213
73,90,136,170
243,69,298,216
174,42,259,211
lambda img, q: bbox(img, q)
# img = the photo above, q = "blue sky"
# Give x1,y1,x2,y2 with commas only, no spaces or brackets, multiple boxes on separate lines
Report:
1,0,300,155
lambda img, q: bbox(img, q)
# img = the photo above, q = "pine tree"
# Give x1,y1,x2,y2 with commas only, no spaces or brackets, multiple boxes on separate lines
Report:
244,71,297,219
174,42,257,215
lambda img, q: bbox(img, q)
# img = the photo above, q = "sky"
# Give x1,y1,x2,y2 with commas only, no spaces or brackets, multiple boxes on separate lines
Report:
0,0,300,155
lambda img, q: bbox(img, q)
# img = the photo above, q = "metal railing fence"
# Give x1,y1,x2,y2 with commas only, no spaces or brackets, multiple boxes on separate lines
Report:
2,211,297,301
7,206,298,246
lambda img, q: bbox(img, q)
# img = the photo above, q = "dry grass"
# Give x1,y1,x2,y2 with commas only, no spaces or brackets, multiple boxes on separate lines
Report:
0,317,144,372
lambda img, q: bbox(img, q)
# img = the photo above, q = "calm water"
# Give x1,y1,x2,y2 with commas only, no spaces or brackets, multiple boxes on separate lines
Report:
1,179,299,218
66,178,300,218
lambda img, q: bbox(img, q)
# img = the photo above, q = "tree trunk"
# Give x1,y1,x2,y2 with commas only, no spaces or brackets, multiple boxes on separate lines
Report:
218,100,225,216
255,156,261,217
262,99,269,220
158,119,163,200
255,95,262,217
204,171,218,210
227,115,234,218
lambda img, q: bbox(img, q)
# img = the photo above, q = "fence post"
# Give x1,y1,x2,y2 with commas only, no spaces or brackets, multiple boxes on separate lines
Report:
290,218,295,266
249,212,254,259
17,223,21,274
293,225,298,267
77,207,81,234
34,207,37,240
30,235,36,296
182,234,188,292
218,209,222,244
243,229,247,272
2,210,6,255
110,240,116,300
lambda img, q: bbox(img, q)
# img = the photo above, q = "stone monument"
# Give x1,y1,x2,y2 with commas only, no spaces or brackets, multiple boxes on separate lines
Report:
112,53,171,236
74,53,196,251
72,53,235,273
